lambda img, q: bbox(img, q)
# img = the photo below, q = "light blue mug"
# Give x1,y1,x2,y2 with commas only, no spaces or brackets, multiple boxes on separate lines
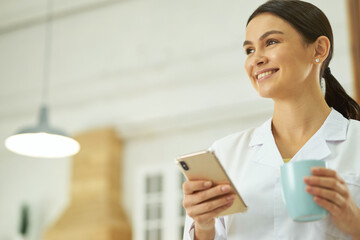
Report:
280,160,328,222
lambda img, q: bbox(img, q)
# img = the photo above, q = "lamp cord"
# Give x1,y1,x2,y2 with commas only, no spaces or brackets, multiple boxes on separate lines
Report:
42,0,53,106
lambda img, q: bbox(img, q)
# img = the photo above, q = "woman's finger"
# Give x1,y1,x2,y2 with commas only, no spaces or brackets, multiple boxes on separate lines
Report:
183,184,232,207
182,180,213,195
186,194,235,217
311,167,346,184
313,196,342,216
304,175,348,197
192,199,235,224
306,185,346,209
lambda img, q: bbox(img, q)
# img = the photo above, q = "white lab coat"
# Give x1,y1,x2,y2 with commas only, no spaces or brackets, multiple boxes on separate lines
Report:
183,109,360,240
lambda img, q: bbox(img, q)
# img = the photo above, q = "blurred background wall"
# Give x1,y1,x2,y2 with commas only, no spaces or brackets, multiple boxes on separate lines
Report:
0,0,354,239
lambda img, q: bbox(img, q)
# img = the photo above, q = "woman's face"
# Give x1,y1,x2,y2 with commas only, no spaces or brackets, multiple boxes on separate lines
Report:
244,13,315,99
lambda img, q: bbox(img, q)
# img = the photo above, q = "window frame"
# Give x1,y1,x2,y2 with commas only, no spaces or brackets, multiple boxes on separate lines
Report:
347,0,360,103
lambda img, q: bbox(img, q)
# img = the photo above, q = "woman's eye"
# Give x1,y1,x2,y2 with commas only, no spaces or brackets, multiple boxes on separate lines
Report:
245,48,254,55
266,39,278,46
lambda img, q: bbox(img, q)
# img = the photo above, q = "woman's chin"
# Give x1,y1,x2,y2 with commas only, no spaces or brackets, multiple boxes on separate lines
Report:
256,89,274,99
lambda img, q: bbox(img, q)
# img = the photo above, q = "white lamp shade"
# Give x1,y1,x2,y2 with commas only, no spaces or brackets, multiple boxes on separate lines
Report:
5,132,80,158
5,106,80,158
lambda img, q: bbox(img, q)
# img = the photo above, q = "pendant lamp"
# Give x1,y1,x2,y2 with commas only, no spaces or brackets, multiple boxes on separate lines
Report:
4,0,80,158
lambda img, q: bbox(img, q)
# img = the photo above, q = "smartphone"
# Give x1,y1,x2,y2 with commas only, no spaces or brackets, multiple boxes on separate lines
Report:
176,149,247,217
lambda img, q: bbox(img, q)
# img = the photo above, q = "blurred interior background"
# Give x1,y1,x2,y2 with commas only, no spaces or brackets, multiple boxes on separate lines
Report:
0,0,358,239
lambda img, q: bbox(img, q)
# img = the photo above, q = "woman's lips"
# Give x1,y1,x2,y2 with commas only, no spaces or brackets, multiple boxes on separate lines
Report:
255,68,279,82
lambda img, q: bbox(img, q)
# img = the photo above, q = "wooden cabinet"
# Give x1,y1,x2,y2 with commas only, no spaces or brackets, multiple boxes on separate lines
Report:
44,128,131,240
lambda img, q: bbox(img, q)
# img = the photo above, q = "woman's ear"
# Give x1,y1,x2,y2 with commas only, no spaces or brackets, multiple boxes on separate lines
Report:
313,36,330,63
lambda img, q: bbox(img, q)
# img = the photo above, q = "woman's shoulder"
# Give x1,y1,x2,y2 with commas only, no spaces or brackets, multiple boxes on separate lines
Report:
349,118,360,127
211,127,258,155
212,118,270,150
348,118,360,136
215,128,256,144
210,126,263,169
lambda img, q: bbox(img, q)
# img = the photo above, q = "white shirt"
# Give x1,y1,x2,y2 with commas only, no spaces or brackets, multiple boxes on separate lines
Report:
183,109,360,240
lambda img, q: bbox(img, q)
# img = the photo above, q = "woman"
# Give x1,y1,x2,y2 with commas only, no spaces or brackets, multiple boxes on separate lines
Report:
182,0,360,239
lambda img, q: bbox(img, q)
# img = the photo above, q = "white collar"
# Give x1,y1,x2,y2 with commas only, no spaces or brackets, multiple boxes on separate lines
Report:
249,109,349,167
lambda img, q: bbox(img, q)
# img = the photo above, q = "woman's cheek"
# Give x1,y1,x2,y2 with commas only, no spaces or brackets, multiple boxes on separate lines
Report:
244,60,250,76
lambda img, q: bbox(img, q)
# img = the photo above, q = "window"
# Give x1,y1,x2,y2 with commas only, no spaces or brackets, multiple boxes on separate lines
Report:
144,174,163,240
134,164,186,240
178,173,187,239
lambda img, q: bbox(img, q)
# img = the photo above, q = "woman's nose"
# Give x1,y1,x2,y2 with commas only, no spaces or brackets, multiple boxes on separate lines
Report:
256,57,266,66
254,55,267,66
252,53,268,67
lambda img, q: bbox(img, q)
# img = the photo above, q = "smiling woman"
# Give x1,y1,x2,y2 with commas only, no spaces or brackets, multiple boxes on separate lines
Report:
244,13,317,100
181,1,360,240
245,2,360,119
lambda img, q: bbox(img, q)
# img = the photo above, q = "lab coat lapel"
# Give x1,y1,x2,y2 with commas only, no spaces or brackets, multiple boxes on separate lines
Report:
292,109,348,162
249,109,349,165
249,119,283,167
291,132,331,161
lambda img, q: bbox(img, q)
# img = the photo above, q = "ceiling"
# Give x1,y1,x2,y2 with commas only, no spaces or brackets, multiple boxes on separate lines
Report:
0,0,125,33
0,0,353,143
0,0,272,144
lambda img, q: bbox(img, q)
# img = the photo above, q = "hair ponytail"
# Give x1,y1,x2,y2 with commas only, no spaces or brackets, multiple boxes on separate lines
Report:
247,0,360,120
323,68,360,120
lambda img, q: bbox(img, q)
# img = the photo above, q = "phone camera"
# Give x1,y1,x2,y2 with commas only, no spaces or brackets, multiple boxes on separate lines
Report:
180,161,189,171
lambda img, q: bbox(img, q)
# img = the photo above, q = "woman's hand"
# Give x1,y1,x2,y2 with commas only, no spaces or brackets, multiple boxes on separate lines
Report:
182,180,235,239
304,167,360,239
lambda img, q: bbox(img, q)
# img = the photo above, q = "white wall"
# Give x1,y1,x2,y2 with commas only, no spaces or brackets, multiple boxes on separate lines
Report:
0,0,353,239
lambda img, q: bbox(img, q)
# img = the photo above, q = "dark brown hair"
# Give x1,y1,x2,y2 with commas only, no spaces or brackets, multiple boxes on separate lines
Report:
247,0,360,120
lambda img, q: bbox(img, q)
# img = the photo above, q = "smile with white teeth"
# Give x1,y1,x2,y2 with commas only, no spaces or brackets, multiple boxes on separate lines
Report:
257,70,277,80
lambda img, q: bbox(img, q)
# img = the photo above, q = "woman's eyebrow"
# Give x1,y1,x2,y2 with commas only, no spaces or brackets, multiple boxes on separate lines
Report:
243,30,284,47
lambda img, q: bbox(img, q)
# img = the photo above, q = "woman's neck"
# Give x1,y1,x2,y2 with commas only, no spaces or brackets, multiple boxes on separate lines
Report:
271,90,331,158
272,83,331,133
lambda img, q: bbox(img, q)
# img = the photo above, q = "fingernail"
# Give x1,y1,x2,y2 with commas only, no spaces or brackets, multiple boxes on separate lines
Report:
304,176,311,181
312,167,321,172
204,181,212,187
226,195,235,201
221,185,230,192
